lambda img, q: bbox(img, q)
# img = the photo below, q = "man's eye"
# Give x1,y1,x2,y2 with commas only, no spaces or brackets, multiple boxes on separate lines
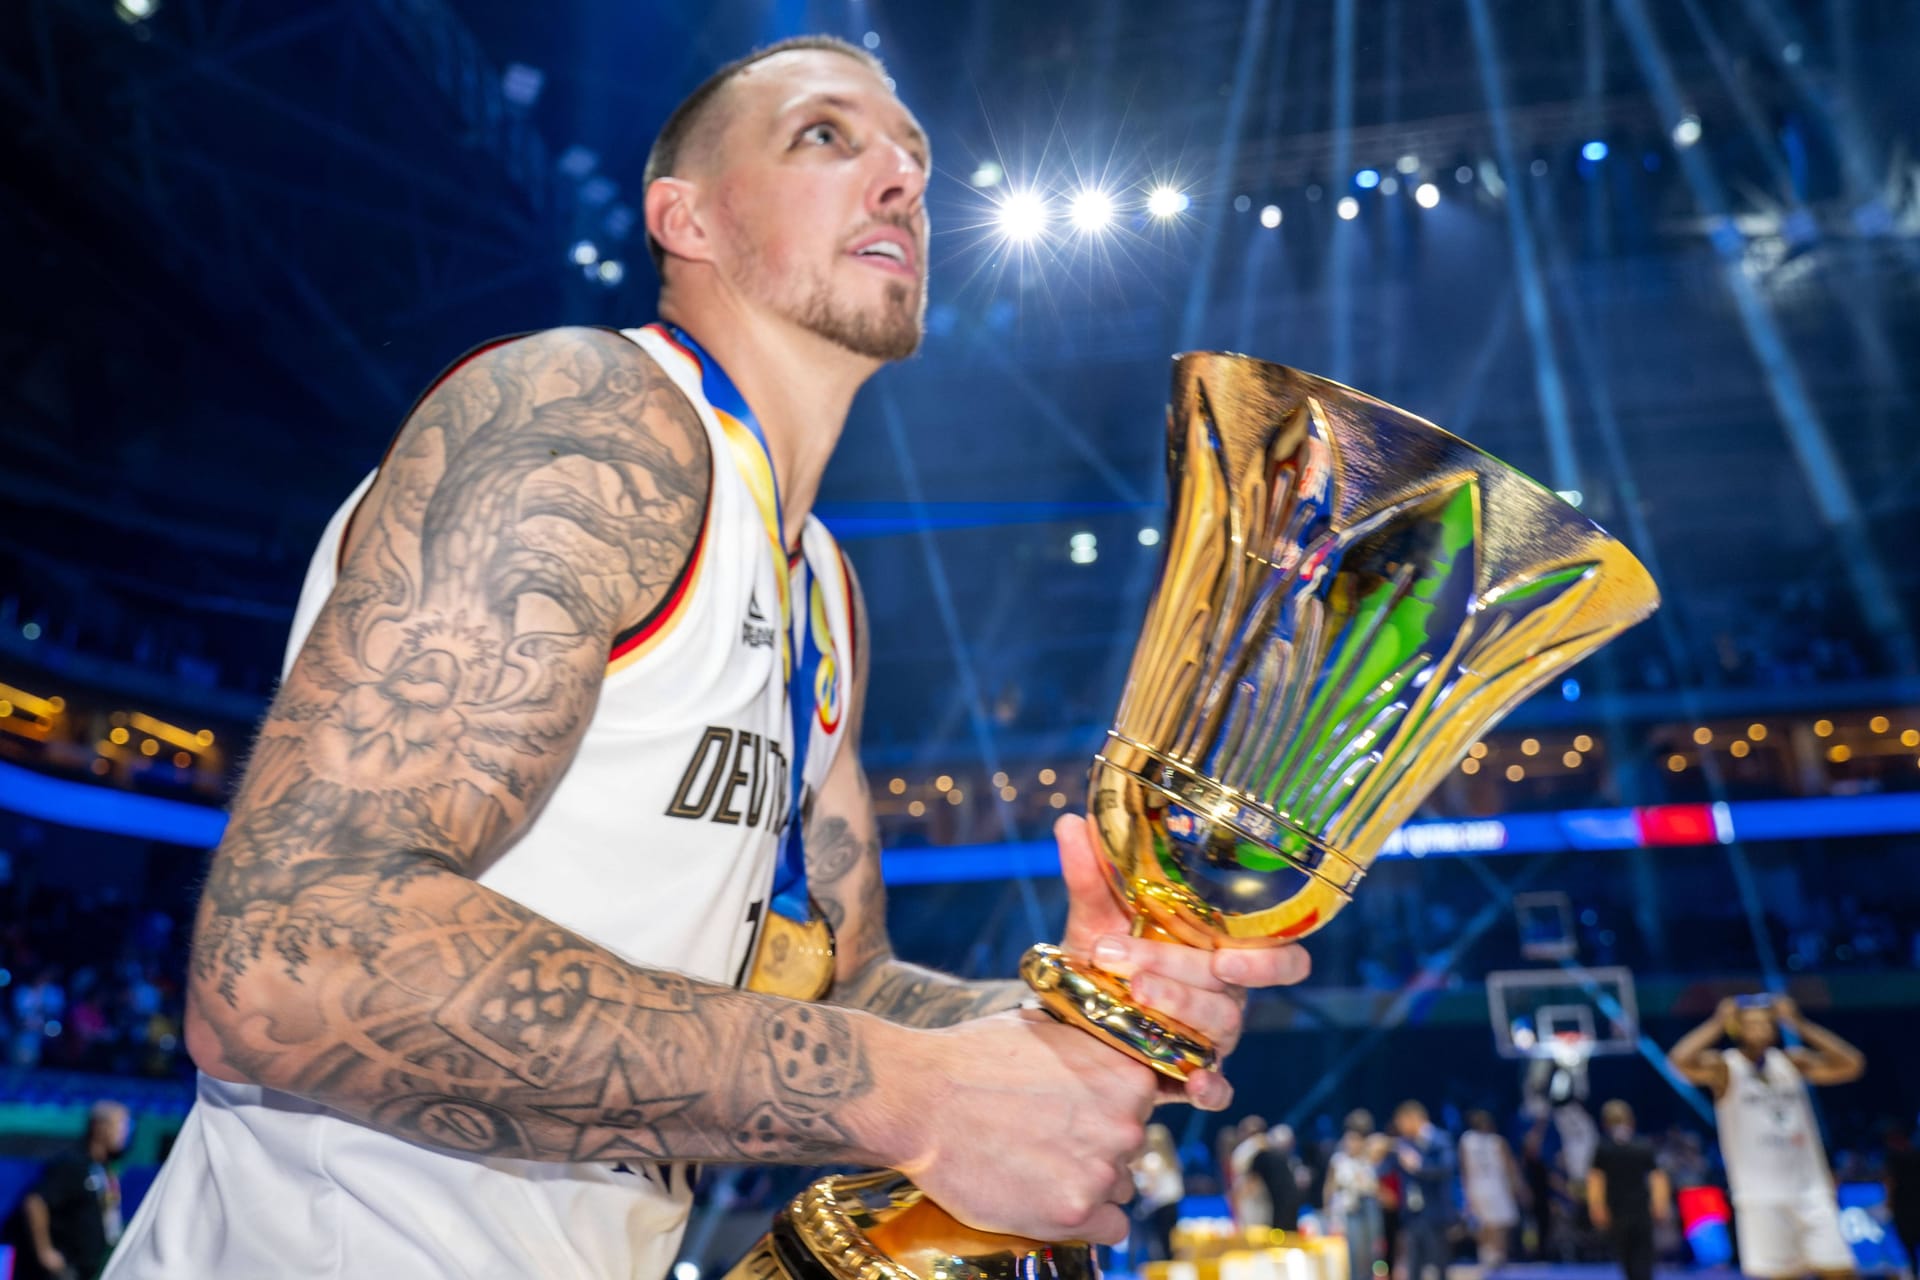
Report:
801,123,841,147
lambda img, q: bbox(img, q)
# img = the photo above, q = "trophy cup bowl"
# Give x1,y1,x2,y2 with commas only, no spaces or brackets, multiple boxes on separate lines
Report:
727,351,1659,1280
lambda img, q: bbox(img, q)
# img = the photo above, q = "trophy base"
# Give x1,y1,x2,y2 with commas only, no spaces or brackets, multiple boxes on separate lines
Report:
1020,943,1216,1080
721,1170,1099,1280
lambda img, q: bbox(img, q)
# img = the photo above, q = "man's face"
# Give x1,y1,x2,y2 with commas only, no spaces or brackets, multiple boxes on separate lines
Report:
699,50,929,361
1395,1111,1423,1138
1734,1006,1778,1051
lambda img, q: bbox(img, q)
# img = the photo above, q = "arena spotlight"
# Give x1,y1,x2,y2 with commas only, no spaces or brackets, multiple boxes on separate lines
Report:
1582,140,1609,162
996,189,1049,243
1395,154,1421,175
1378,176,1400,196
1672,114,1703,148
1146,185,1190,218
1138,527,1161,546
570,240,600,267
115,0,157,21
1068,531,1098,565
1259,204,1282,228
1069,188,1116,234
596,259,625,286
1336,196,1360,220
1355,168,1381,190
1415,182,1441,208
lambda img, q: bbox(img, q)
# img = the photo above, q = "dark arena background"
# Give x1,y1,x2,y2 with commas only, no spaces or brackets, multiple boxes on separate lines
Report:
2,1,1918,1277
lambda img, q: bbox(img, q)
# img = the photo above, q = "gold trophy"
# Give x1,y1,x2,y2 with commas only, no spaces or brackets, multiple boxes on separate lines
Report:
729,352,1659,1280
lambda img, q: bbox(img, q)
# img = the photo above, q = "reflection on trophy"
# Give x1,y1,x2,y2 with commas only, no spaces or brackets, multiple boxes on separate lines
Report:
730,351,1659,1280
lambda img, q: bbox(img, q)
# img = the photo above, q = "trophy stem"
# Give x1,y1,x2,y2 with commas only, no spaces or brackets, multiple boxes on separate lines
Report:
1020,943,1217,1080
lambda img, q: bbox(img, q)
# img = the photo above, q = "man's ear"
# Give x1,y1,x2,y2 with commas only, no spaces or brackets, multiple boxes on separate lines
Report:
645,177,714,266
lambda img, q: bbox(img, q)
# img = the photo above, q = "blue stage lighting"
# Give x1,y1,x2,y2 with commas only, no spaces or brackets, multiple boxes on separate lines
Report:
1355,168,1381,189
1582,140,1609,162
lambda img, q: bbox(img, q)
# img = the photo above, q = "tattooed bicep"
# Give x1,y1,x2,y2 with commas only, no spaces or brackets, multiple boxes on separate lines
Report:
243,327,711,875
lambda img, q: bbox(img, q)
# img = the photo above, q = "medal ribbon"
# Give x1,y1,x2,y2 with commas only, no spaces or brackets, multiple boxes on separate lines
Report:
657,324,820,923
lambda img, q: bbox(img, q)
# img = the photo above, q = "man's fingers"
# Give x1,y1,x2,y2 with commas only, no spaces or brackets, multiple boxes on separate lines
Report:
1088,935,1228,991
1212,944,1311,988
1170,1067,1234,1111
1131,974,1244,1055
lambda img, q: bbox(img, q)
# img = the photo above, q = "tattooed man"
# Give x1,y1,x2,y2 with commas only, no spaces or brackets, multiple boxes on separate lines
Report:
106,36,1311,1279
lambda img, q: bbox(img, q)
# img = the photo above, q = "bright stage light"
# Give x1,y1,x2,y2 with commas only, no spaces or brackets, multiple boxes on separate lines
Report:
570,240,599,266
996,190,1048,242
1336,196,1360,220
1068,532,1098,565
1378,176,1399,195
1355,168,1381,189
1582,140,1609,162
1396,154,1420,174
595,259,625,285
969,160,1004,189
1069,188,1116,234
1146,186,1190,218
1259,204,1282,228
1415,182,1440,208
1138,527,1161,546
115,0,157,21
1673,114,1702,148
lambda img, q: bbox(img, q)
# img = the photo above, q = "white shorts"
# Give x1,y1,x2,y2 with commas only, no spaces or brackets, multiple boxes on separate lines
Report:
1734,1191,1855,1277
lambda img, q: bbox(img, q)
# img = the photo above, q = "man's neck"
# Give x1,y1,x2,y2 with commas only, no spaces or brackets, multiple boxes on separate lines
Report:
659,292,876,547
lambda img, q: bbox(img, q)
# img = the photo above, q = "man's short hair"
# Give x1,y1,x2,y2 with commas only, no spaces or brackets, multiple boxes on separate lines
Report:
642,35,887,275
1602,1099,1634,1130
1394,1099,1428,1125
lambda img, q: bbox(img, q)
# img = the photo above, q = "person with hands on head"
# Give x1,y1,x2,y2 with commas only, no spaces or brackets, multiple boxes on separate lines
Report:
103,34,1310,1280
1667,994,1864,1280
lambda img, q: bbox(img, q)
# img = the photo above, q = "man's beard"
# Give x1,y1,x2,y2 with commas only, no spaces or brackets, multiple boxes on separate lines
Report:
794,274,923,361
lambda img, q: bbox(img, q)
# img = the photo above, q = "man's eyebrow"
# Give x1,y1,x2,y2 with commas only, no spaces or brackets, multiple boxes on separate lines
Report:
784,92,930,159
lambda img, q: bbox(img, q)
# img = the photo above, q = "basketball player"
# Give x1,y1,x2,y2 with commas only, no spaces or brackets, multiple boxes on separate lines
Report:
102,36,1312,1279
1668,995,1866,1280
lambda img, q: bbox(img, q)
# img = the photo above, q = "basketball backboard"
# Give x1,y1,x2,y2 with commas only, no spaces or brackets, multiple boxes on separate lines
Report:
1487,965,1638,1059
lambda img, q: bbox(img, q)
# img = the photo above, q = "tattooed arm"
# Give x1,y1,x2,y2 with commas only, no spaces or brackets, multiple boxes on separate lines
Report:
808,564,1025,1027
185,327,918,1167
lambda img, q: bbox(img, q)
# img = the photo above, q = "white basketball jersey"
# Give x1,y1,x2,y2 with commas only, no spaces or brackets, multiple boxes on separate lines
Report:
106,324,857,1279
1714,1047,1830,1205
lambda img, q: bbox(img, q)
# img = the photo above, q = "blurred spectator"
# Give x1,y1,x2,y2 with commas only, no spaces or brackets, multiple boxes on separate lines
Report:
1459,1109,1522,1266
1588,1100,1671,1280
1131,1123,1184,1263
7,1100,130,1280
1324,1110,1384,1280
1886,1124,1920,1279
1391,1100,1456,1280
1249,1124,1308,1232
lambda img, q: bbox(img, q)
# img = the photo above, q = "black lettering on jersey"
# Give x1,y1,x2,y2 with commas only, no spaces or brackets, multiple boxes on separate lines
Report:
666,728,792,832
666,727,732,818
714,732,756,826
744,732,769,828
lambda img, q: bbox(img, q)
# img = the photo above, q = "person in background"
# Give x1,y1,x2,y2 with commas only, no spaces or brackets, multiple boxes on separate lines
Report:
1372,1130,1403,1280
1132,1123,1186,1264
1392,1101,1456,1280
12,1101,131,1280
1588,1100,1671,1280
1669,995,1864,1280
1326,1110,1384,1280
1231,1116,1276,1230
1459,1110,1523,1268
1521,1113,1558,1261
1885,1124,1920,1280
1252,1124,1309,1233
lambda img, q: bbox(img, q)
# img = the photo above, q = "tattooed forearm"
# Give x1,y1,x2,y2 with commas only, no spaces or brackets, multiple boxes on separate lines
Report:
196,859,879,1164
189,328,899,1168
808,813,1026,1029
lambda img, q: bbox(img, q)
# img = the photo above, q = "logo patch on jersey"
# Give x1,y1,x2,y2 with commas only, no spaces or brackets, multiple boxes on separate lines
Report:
810,579,842,733
742,590,777,650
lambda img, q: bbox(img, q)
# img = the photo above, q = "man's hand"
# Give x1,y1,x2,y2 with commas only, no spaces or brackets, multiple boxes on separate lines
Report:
36,1245,68,1277
1054,813,1311,1111
884,1008,1162,1244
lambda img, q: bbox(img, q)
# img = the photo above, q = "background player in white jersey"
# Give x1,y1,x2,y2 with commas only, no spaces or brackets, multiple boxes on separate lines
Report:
104,34,1312,1280
1668,995,1866,1280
